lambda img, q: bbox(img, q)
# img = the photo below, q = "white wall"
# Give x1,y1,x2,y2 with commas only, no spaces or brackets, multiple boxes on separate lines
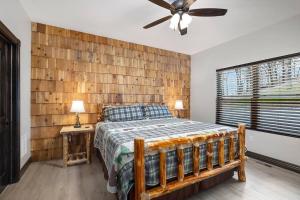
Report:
0,0,31,168
191,15,300,166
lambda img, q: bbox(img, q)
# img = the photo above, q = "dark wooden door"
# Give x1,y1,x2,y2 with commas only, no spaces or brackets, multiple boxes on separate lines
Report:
0,21,20,189
0,34,10,186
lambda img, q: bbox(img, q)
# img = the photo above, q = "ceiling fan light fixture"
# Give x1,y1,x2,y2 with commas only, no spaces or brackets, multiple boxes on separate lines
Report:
169,22,177,30
179,20,188,29
181,13,192,26
169,13,180,30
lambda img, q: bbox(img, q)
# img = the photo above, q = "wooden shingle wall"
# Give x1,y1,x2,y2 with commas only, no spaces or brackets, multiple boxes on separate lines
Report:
31,23,191,161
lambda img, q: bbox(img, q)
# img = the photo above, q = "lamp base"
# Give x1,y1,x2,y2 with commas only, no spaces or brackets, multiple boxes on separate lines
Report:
73,124,81,128
74,113,81,128
177,110,180,118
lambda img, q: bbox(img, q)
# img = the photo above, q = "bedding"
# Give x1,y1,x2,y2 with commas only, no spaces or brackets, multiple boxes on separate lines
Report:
94,118,239,200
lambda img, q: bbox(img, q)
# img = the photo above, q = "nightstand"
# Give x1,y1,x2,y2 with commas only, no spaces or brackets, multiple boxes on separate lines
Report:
60,124,94,167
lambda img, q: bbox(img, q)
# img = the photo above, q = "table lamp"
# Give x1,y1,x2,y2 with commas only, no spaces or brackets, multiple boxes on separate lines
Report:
175,100,183,118
70,100,85,128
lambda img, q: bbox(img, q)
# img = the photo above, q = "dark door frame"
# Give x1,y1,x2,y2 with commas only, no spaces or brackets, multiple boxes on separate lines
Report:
0,20,21,190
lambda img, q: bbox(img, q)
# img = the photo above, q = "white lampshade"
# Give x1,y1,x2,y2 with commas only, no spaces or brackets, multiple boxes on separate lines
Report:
169,13,180,30
175,100,184,110
70,100,85,113
180,20,188,29
182,13,192,25
169,22,178,30
180,14,192,29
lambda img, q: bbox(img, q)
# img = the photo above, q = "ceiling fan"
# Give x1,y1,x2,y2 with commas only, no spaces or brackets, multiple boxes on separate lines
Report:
143,0,227,35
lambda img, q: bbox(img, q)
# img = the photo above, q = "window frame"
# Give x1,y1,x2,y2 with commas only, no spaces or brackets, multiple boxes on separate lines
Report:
216,52,300,138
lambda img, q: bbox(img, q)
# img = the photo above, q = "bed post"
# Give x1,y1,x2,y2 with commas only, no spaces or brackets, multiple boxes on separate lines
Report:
229,131,235,162
134,137,145,200
237,123,246,182
159,148,167,189
177,145,185,181
193,143,200,176
206,138,213,171
218,134,225,167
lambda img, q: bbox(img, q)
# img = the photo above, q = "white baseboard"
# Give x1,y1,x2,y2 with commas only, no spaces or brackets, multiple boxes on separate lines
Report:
20,152,31,169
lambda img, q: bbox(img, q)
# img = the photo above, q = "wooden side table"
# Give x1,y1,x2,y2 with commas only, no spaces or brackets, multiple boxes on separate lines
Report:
60,124,94,167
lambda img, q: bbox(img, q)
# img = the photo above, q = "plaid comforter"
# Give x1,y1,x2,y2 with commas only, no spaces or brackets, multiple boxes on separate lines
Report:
94,118,239,200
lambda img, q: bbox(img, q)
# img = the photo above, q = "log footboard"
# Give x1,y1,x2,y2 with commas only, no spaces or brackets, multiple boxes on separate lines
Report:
134,123,246,200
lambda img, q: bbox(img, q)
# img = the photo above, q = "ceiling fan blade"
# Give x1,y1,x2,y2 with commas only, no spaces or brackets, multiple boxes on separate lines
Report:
184,0,198,8
149,0,175,10
188,8,227,17
143,15,172,29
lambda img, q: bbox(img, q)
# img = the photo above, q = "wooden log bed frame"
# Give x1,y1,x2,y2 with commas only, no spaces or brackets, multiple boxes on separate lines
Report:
133,124,246,200
96,105,247,200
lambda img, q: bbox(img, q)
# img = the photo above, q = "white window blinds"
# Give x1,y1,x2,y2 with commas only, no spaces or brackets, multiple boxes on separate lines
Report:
216,53,300,137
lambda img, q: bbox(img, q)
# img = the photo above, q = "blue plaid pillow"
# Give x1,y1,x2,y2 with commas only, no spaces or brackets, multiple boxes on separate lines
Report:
104,105,144,122
144,105,173,119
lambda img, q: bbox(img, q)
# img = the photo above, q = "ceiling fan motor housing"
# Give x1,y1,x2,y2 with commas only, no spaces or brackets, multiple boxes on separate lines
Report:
171,0,189,14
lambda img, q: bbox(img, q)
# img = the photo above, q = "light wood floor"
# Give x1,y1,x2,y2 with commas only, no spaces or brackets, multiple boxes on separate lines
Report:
1,156,299,200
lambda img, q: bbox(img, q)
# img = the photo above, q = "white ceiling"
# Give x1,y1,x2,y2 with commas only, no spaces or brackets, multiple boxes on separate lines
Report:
20,0,300,55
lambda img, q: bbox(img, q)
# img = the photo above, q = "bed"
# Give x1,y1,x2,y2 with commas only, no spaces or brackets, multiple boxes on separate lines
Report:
94,104,246,200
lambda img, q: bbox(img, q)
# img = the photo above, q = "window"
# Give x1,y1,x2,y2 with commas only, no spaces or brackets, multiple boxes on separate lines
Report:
216,53,300,137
